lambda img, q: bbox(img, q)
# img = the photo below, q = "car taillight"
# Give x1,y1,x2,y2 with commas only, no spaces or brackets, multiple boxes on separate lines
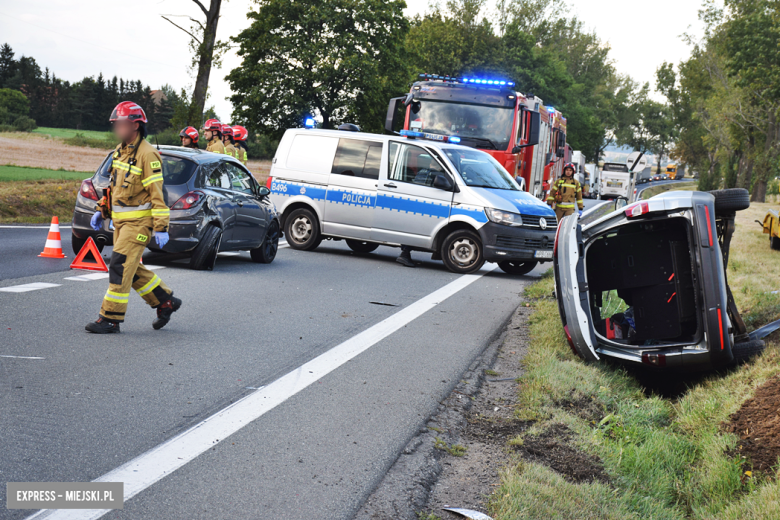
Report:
266,176,273,189
563,325,579,357
79,179,99,201
625,201,649,218
172,190,204,210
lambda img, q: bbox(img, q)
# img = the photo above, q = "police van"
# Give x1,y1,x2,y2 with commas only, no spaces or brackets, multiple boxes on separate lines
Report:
267,128,557,275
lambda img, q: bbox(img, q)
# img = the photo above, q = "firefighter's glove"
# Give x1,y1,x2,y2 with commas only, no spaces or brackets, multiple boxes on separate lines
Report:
578,210,583,218
155,232,169,248
90,211,103,231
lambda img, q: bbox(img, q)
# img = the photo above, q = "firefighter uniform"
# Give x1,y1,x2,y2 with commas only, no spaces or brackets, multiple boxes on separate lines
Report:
98,136,173,322
547,176,584,221
224,141,238,160
206,136,226,154
236,145,248,165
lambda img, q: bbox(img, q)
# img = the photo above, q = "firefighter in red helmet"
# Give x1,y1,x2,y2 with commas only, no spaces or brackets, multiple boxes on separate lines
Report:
221,124,238,160
232,125,249,165
547,162,583,221
85,101,181,334
179,126,199,149
202,118,226,154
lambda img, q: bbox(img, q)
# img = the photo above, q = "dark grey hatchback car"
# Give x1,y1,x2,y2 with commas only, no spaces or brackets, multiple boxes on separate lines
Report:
72,146,280,270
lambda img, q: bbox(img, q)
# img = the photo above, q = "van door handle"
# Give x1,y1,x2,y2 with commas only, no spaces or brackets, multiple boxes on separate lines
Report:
384,183,397,188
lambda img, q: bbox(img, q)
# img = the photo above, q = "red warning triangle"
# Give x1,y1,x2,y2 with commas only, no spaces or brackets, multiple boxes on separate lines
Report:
70,237,108,272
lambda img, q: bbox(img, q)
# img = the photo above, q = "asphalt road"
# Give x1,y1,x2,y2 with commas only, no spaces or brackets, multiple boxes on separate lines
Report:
0,228,544,520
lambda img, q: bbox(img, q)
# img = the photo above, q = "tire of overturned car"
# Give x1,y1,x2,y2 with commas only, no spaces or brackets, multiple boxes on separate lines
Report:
709,188,750,214
731,339,766,364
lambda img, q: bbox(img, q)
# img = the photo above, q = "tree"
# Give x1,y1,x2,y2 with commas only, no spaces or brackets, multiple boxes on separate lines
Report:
162,0,227,127
0,44,16,87
227,0,409,137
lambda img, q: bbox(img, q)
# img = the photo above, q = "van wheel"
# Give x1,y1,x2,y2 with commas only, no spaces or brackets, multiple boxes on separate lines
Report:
285,208,322,251
251,220,279,263
498,260,538,275
72,234,104,255
346,240,379,254
709,188,750,214
771,235,780,251
731,339,766,364
189,225,222,270
441,229,485,274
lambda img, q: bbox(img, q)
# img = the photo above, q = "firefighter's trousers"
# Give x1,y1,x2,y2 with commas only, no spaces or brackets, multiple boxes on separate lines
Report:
555,206,575,221
99,219,172,322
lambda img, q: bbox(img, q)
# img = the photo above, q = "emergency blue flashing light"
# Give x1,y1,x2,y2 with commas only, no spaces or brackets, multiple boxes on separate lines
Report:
400,129,423,138
459,76,515,87
304,117,316,128
449,136,461,144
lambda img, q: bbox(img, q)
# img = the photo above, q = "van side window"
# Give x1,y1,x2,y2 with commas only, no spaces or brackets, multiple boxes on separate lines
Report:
387,142,447,187
332,138,383,180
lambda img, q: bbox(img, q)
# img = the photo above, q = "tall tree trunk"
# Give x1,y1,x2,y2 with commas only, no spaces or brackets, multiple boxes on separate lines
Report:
187,0,222,127
737,131,755,191
752,109,778,203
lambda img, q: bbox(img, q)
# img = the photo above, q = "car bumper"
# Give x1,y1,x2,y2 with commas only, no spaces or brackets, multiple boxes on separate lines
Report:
479,221,556,263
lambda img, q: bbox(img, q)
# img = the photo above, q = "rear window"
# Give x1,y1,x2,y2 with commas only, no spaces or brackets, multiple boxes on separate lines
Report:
96,154,196,185
332,138,382,179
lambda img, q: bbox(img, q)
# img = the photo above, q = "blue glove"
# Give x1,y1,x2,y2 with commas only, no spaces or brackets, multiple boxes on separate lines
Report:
90,211,103,231
155,231,169,248
578,210,583,217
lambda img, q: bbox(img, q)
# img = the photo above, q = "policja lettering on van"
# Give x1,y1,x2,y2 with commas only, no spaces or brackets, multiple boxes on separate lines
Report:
341,192,373,206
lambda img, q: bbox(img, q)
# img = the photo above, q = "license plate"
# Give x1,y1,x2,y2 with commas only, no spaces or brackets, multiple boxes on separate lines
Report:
607,181,622,188
534,250,553,259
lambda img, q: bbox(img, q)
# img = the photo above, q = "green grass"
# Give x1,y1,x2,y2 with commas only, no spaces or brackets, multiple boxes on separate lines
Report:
489,254,780,519
0,165,91,182
33,127,113,141
641,181,698,200
0,179,81,223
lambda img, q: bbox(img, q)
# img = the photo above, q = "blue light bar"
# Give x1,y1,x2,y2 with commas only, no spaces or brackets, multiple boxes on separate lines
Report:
304,117,316,128
449,136,461,144
400,129,423,138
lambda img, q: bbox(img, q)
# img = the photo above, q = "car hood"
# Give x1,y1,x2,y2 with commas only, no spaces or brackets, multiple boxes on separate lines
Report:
470,187,556,217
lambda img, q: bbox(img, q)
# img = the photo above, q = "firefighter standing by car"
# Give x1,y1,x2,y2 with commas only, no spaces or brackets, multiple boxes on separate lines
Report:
232,125,249,165
179,126,200,149
221,124,239,159
203,119,226,154
547,163,584,221
85,101,182,334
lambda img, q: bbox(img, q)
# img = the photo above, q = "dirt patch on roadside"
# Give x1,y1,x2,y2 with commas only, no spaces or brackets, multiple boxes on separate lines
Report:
0,134,110,172
514,424,610,484
726,376,780,473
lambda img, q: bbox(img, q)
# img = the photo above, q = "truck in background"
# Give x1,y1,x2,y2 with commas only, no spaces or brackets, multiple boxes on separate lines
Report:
666,164,686,180
385,73,568,201
636,166,653,184
599,162,631,199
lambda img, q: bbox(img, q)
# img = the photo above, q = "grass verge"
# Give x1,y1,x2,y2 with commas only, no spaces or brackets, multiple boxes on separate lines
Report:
489,206,780,519
0,180,80,223
0,165,90,182
640,181,698,199
33,127,113,141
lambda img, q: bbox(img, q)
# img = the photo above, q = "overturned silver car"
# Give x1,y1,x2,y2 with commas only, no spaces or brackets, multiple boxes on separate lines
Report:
553,188,765,370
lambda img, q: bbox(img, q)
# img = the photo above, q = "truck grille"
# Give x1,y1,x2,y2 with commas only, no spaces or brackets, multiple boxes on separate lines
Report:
496,235,553,250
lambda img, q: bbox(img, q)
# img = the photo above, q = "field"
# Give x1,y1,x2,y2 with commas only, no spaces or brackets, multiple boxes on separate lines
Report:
0,165,90,182
489,202,780,519
640,180,698,199
0,179,81,224
33,127,114,141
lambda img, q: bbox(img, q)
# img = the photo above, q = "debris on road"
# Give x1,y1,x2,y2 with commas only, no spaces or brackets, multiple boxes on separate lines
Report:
442,507,494,520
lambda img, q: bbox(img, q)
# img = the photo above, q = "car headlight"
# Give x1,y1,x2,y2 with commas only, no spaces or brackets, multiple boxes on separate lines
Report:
485,208,523,226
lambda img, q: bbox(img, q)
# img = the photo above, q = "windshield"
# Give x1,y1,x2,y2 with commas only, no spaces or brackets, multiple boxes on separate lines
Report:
443,148,519,191
410,100,513,150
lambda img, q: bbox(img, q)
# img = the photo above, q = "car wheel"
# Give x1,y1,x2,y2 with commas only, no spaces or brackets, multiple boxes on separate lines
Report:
250,220,279,264
346,240,379,254
441,229,485,274
189,225,222,270
284,208,322,251
709,188,750,214
72,234,104,255
731,339,766,364
771,235,780,251
498,260,538,275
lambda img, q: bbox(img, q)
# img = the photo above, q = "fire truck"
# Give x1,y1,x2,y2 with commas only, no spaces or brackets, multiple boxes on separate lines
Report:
385,73,568,200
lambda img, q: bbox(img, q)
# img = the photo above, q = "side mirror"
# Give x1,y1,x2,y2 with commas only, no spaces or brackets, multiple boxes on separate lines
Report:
527,111,541,147
615,196,628,210
257,185,271,198
385,96,406,134
433,174,454,191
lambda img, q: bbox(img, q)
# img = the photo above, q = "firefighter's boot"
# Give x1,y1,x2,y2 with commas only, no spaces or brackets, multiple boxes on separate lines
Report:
153,296,182,330
85,317,121,334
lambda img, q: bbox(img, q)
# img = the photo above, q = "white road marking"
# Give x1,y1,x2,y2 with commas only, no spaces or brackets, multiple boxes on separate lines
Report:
0,283,61,293
0,225,72,229
26,264,497,520
0,355,45,360
64,273,110,282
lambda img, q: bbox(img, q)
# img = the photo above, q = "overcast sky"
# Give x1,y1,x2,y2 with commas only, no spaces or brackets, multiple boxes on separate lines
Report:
1,0,709,123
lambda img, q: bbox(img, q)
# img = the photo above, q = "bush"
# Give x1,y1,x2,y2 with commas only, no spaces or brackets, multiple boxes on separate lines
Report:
247,134,279,160
64,132,115,149
149,127,183,146
0,124,15,133
767,178,780,196
13,116,37,132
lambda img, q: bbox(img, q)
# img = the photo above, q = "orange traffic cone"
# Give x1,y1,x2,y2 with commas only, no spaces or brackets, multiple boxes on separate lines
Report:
38,216,67,258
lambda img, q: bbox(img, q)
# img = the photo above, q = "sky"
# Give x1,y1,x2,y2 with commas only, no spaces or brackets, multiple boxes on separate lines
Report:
1,0,710,123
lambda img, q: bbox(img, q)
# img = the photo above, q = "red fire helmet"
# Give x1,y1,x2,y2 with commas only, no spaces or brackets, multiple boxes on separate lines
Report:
109,101,147,123
203,118,222,131
179,126,199,143
220,124,234,137
232,125,248,141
